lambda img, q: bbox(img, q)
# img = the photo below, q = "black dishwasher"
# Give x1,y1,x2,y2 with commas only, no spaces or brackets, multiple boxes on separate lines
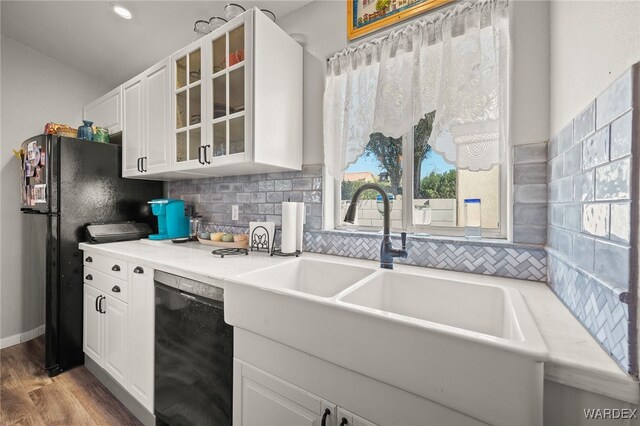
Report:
154,271,233,426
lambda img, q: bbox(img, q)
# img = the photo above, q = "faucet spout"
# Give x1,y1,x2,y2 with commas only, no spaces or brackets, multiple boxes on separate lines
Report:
343,183,408,269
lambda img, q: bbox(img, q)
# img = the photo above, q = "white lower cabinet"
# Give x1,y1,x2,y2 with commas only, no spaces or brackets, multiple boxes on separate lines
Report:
83,282,129,389
83,252,155,414
234,329,484,426
104,295,129,386
336,408,377,426
83,284,104,364
129,264,155,410
234,360,337,426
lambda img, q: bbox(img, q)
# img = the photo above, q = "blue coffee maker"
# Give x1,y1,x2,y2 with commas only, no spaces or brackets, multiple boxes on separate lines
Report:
147,199,190,240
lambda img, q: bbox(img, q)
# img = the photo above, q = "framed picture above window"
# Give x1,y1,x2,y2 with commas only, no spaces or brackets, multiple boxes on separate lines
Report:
347,0,454,40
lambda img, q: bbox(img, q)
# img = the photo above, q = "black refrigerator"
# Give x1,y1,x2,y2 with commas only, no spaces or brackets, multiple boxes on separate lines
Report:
20,134,163,376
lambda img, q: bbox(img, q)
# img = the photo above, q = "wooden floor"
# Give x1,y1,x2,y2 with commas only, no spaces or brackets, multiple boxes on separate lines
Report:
0,336,141,426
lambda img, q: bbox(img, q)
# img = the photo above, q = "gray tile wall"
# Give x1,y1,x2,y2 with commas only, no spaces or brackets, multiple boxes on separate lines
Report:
546,67,637,373
167,160,548,282
167,164,324,230
513,142,548,245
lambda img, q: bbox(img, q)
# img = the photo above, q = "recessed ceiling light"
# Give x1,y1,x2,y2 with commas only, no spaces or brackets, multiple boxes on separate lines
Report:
112,4,132,20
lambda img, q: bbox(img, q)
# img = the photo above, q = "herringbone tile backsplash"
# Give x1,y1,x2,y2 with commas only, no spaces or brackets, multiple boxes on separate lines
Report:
548,252,630,370
304,231,546,281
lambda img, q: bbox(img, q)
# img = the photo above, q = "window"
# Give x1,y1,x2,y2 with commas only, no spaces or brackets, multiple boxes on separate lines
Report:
325,0,509,238
337,112,505,237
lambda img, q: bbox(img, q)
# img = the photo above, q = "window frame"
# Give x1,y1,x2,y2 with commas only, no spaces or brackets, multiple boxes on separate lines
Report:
333,129,509,239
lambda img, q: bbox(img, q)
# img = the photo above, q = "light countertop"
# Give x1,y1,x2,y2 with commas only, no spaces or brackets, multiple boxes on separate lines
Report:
79,239,640,404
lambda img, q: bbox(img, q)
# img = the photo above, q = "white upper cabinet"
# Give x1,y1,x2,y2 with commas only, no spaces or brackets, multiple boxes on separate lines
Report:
83,86,123,134
144,59,172,175
120,8,302,180
123,58,172,178
123,77,144,177
171,39,207,171
173,9,302,176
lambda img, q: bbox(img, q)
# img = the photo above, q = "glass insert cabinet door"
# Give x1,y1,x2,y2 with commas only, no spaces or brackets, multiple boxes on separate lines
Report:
208,22,247,163
174,42,206,166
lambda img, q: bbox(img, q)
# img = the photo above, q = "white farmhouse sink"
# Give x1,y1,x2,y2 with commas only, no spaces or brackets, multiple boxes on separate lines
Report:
236,258,377,298
224,257,548,425
338,271,519,339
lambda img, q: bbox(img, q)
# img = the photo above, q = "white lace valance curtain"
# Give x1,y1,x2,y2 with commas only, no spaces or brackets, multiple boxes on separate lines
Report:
323,0,510,179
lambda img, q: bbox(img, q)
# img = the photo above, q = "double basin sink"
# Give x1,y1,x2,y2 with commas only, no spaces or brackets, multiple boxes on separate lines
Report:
224,257,548,425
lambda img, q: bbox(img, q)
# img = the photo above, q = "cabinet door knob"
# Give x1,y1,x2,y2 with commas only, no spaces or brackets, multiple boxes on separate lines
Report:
321,409,331,426
85,256,93,262
111,265,120,272
85,274,93,281
111,285,121,293
133,266,144,274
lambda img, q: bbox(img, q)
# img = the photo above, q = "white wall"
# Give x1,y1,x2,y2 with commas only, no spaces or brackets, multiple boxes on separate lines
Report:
277,0,345,165
510,0,550,146
0,35,109,345
550,0,640,135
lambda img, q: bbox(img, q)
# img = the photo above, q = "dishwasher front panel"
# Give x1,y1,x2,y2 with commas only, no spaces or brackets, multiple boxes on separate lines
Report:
154,282,233,426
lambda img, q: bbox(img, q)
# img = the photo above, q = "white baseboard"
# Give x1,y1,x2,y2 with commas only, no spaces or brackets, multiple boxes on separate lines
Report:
0,324,45,349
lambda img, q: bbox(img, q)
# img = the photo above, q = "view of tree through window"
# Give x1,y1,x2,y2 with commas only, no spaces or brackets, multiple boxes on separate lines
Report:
340,111,500,232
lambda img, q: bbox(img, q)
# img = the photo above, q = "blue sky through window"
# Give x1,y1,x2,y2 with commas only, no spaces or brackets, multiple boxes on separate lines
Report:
345,150,455,177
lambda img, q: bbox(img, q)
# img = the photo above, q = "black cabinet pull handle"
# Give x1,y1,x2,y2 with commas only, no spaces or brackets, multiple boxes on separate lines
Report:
85,256,92,262
95,295,100,312
142,156,148,172
111,285,121,293
111,265,120,272
340,418,348,426
204,145,211,164
321,408,331,426
99,296,105,314
137,157,142,172
197,146,203,165
85,274,93,281
133,266,144,274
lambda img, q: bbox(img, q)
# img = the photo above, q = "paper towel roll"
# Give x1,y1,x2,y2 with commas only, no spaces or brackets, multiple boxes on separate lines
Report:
296,202,305,252
281,202,297,253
